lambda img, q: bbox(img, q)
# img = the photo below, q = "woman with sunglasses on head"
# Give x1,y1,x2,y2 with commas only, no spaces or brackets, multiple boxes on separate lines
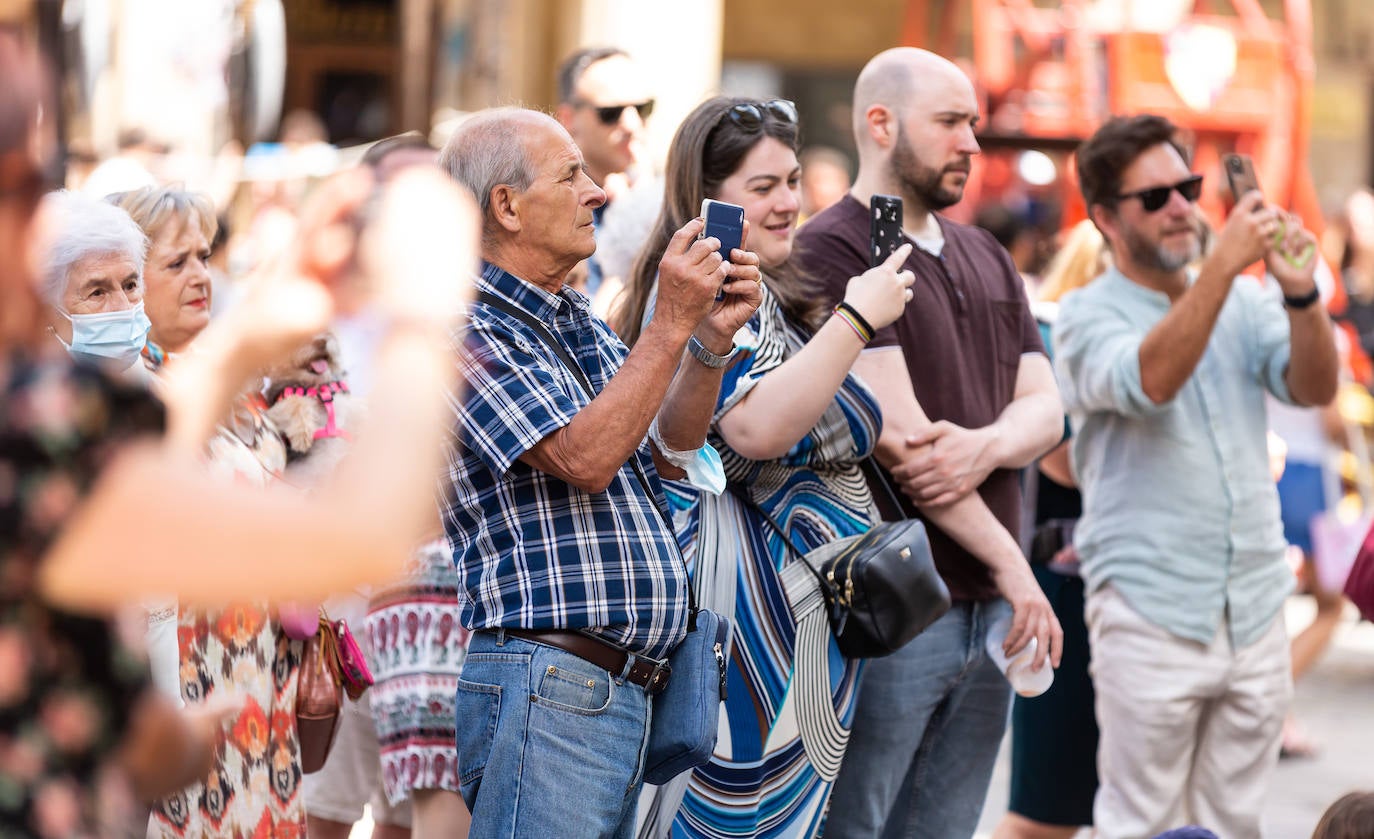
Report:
613,96,914,839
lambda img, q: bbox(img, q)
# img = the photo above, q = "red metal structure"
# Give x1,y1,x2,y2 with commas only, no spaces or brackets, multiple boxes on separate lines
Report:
902,0,1324,236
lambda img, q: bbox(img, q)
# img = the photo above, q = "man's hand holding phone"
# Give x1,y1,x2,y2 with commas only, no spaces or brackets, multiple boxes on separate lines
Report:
700,220,763,350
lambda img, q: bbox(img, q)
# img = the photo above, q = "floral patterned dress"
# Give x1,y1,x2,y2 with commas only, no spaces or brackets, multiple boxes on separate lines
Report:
148,349,304,839
0,350,163,838
364,539,470,804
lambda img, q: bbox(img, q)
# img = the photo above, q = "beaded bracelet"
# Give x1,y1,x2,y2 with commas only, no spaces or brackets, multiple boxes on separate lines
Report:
833,302,873,344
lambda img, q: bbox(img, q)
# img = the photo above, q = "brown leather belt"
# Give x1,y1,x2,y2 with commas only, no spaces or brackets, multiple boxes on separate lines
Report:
504,628,671,695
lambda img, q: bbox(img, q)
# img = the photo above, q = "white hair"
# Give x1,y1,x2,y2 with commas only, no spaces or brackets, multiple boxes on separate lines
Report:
438,107,540,222
40,189,148,307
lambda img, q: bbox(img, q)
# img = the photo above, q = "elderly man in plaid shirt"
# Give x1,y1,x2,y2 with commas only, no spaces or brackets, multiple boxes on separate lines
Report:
437,108,763,838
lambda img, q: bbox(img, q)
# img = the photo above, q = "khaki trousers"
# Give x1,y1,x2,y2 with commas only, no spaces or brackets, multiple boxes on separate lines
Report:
1086,584,1292,839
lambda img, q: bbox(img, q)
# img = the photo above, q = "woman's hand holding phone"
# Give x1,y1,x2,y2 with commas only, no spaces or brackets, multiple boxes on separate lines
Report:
842,242,915,331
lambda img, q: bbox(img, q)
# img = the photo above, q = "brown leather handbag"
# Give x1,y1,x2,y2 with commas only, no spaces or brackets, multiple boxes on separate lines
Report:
294,613,343,774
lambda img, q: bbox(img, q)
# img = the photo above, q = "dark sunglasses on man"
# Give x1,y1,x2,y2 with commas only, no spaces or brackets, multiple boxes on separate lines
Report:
577,99,655,126
724,99,799,130
1116,174,1204,213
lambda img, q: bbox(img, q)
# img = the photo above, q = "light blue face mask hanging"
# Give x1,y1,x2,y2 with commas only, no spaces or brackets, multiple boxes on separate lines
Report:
55,302,152,369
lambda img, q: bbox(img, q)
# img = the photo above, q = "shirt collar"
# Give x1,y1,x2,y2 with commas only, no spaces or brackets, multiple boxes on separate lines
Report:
477,260,592,322
1102,264,1197,309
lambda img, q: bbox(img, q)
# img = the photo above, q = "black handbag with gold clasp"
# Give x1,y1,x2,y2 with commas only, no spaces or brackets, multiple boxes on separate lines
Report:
730,477,950,658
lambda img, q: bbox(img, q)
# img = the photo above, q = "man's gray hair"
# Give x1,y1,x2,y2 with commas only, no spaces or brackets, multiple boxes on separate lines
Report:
438,108,538,222
40,189,148,307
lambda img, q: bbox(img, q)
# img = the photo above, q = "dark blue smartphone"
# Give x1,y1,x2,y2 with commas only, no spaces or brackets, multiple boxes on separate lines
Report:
702,199,745,300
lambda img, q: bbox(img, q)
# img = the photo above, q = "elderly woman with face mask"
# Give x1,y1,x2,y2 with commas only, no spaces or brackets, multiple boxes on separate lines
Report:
40,190,152,369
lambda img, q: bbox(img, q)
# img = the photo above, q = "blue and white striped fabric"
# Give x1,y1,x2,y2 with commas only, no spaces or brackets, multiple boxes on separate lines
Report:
441,262,689,660
645,286,882,838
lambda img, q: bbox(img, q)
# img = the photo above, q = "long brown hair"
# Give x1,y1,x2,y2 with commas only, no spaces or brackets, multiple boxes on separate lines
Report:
611,96,824,346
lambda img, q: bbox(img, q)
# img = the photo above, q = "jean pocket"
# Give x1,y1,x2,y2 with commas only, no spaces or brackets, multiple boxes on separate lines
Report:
532,659,614,715
455,678,501,785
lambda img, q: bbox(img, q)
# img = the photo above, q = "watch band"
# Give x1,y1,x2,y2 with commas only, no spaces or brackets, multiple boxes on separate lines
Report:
688,334,739,368
1283,286,1321,310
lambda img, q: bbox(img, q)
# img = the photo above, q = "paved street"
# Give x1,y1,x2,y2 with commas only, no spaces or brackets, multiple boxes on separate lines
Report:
975,596,1374,838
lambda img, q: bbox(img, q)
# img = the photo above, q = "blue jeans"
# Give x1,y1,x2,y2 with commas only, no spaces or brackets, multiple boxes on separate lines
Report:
824,600,1013,839
455,630,651,839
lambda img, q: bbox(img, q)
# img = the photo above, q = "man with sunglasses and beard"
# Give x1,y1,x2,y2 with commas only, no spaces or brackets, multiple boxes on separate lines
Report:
797,48,1064,839
1052,114,1337,839
555,47,655,304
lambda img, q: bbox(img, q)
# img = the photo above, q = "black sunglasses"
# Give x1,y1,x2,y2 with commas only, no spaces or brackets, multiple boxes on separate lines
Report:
723,99,799,130
577,99,655,126
1116,174,1204,212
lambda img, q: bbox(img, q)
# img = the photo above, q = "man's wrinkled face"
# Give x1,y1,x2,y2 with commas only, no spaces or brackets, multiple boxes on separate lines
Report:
562,55,653,184
514,122,607,265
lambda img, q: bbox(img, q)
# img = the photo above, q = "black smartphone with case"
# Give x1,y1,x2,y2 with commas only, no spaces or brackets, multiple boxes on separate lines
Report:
870,194,904,267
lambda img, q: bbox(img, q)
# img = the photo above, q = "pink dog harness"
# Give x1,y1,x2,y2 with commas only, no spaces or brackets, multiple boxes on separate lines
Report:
274,381,351,440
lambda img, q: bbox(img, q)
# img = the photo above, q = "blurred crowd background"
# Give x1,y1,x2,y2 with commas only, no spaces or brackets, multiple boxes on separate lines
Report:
7,0,1374,835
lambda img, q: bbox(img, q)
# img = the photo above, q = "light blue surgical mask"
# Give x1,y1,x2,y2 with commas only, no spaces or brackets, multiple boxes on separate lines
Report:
54,302,152,369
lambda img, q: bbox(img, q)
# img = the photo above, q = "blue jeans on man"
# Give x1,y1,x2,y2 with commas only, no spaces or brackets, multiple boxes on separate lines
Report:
455,631,651,839
825,599,1013,839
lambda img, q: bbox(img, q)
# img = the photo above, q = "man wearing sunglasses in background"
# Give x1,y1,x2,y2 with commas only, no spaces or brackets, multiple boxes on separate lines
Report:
798,47,1064,839
1054,114,1337,839
555,46,655,304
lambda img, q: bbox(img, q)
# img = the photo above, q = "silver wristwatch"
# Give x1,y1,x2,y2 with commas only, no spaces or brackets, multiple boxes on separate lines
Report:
688,334,740,369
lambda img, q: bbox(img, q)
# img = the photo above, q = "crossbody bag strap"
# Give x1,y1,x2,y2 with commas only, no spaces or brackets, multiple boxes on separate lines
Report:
475,290,700,623
859,457,907,523
723,482,837,599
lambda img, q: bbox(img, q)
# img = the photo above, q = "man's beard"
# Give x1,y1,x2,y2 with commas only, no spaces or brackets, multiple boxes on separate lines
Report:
1122,221,1200,273
890,124,966,211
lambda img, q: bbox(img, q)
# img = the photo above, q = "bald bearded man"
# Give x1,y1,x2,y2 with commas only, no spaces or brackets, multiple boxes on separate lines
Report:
796,48,1064,839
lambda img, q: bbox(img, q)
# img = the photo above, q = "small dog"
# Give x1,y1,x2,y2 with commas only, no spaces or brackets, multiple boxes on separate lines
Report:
262,332,359,488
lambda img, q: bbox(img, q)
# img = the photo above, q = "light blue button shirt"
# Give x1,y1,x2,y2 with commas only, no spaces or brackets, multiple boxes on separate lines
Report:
1053,266,1295,648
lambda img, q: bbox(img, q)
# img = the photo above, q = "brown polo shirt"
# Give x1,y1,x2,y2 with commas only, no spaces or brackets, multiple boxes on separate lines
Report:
795,194,1044,601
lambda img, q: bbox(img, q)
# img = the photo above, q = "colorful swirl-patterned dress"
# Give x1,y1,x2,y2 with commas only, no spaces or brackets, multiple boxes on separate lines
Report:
660,287,881,839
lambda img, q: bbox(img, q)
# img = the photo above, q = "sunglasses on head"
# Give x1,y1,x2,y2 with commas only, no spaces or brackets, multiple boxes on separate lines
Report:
578,99,655,125
723,99,799,131
1116,174,1204,212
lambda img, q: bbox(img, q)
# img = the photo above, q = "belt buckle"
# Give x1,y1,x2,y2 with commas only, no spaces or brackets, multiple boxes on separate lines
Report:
644,656,672,695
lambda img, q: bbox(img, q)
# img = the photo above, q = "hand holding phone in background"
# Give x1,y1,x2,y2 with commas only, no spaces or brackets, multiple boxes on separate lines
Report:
1222,153,1314,270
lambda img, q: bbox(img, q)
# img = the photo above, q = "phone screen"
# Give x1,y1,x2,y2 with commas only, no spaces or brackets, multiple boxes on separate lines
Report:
870,194,904,267
1223,154,1261,203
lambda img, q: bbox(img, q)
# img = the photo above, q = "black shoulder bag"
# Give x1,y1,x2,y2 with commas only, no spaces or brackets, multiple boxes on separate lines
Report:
728,457,950,658
475,291,729,785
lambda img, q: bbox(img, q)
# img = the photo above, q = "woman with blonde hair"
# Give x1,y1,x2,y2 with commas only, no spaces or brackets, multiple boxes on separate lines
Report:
106,187,216,364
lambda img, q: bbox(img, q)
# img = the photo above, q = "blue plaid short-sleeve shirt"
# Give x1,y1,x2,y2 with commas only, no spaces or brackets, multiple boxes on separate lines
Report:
442,262,689,659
